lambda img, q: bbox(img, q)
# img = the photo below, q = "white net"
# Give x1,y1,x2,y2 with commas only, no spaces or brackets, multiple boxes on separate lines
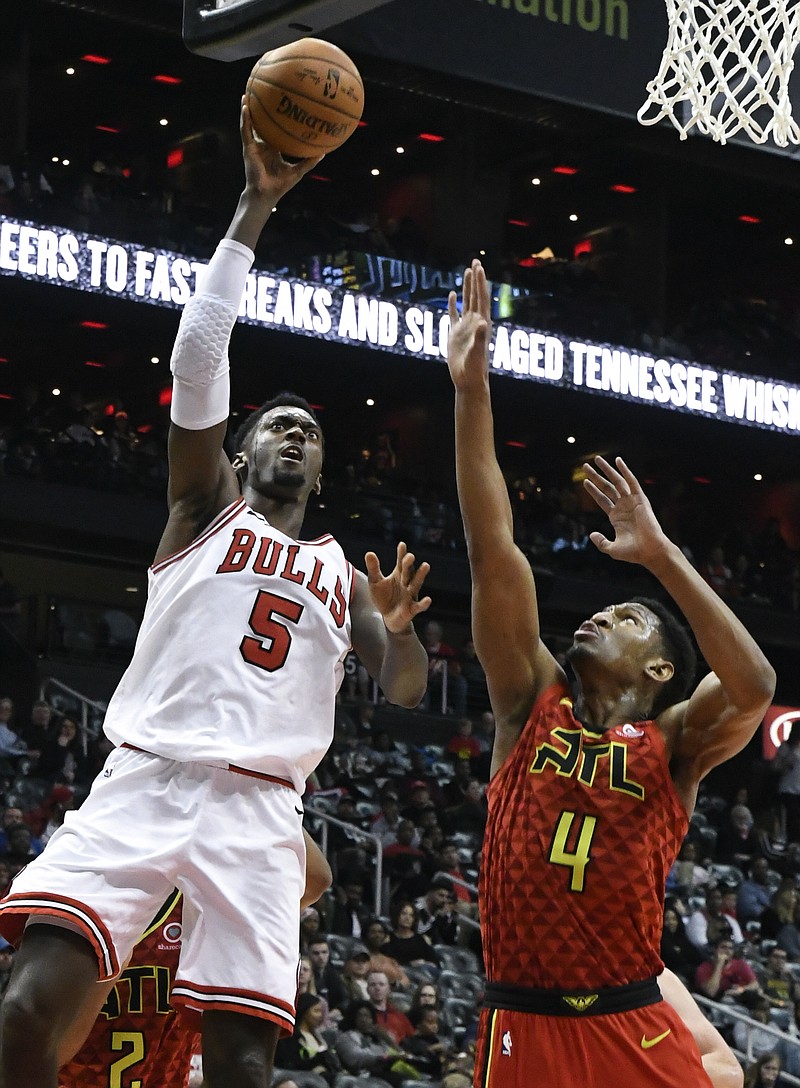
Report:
639,0,800,145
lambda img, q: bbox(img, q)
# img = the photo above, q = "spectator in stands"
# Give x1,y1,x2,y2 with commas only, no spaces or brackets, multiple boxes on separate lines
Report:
667,840,711,898
444,779,487,838
738,857,775,925
438,842,475,911
341,943,373,1004
0,714,27,761
3,825,40,876
660,900,704,987
734,995,782,1062
17,699,52,753
686,886,744,951
398,749,443,807
328,795,370,871
774,725,800,843
756,946,800,1011
0,862,11,899
366,970,414,1043
331,874,372,939
274,992,341,1086
372,790,403,847
383,901,440,969
36,716,85,784
308,935,347,1020
301,905,323,952
402,781,436,825
401,1006,451,1078
695,934,761,1007
415,877,459,946
760,882,800,945
363,920,411,989
334,999,402,1083
446,719,482,763
744,1052,784,1088
24,784,74,846
716,803,763,868
384,819,426,900
441,758,473,808
0,808,41,855
421,621,467,717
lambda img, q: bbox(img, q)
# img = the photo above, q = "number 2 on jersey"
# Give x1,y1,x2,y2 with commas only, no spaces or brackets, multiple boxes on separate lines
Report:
109,1031,145,1088
548,810,597,892
240,590,304,672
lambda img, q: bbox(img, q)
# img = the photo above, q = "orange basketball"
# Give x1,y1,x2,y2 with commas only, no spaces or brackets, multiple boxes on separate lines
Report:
245,38,364,160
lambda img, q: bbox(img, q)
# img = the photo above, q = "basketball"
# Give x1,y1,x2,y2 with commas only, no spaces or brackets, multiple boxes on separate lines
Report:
245,38,364,160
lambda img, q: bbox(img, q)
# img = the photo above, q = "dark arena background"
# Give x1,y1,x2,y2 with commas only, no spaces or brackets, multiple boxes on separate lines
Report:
3,1,800,1081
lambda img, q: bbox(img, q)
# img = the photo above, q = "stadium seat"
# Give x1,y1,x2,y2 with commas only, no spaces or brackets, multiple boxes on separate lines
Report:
433,946,481,975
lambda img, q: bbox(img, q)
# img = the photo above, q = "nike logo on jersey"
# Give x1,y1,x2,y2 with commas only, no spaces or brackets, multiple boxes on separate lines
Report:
295,807,304,817
641,1029,671,1049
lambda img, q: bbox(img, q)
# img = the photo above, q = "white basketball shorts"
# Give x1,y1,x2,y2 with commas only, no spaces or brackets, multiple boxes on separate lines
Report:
0,746,306,1033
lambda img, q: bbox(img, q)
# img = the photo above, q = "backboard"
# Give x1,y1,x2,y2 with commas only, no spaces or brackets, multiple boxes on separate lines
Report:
183,0,395,61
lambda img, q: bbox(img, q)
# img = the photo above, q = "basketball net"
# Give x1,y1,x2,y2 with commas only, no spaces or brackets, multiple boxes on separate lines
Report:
639,0,800,145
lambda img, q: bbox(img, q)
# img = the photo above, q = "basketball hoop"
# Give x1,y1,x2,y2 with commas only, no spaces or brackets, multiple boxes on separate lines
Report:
639,0,800,146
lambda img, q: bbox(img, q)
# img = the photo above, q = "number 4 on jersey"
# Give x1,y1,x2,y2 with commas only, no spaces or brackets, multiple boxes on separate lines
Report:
548,811,597,892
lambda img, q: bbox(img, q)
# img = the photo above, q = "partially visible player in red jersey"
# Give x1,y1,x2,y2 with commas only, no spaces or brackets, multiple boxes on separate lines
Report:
57,831,332,1087
445,261,775,1088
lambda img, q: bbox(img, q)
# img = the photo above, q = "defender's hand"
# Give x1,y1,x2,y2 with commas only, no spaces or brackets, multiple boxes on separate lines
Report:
446,260,492,392
583,456,671,568
365,542,432,634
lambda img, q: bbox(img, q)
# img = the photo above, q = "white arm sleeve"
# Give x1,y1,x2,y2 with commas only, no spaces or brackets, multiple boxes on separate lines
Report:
169,237,254,430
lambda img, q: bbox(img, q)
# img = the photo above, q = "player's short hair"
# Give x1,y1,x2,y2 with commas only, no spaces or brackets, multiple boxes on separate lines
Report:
630,596,696,715
232,391,322,453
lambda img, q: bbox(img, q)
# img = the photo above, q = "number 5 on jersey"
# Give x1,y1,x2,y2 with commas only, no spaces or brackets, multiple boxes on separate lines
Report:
240,590,304,672
548,811,597,892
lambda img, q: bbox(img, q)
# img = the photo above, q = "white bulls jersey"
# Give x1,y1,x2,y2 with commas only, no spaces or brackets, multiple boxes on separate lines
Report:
104,498,354,790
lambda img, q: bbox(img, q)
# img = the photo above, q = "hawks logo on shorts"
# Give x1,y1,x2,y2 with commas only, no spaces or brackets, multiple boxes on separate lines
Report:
59,892,200,1088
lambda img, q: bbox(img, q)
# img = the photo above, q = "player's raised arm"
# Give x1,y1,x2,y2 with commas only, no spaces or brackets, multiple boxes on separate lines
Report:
157,101,323,563
583,456,775,796
446,262,562,750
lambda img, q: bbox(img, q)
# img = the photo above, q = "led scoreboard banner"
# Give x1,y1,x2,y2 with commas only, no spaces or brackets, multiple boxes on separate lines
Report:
2,215,800,436
182,0,394,60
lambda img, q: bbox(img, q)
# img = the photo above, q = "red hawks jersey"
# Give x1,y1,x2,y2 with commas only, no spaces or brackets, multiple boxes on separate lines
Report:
480,682,688,991
104,498,354,790
60,893,200,1088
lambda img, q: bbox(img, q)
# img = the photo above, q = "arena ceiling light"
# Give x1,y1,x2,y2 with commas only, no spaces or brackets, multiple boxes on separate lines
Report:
81,54,111,65
738,214,762,223
552,165,579,175
610,184,637,194
153,75,183,85
417,133,445,143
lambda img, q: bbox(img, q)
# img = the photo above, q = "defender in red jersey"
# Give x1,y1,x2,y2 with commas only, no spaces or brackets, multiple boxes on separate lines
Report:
445,262,775,1088
58,892,199,1088
57,830,332,1088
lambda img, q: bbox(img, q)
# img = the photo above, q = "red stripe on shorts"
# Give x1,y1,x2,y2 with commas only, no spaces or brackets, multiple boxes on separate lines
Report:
0,891,120,978
120,743,295,790
171,982,295,1035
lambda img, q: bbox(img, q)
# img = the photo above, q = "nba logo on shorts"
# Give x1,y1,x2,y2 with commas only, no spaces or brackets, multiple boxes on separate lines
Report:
501,1029,513,1057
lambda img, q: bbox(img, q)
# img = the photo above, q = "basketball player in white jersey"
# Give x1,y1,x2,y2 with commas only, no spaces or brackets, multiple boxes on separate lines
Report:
0,102,432,1088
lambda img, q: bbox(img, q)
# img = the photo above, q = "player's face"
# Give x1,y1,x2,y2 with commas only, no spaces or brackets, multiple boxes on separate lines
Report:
567,602,665,678
248,408,324,498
